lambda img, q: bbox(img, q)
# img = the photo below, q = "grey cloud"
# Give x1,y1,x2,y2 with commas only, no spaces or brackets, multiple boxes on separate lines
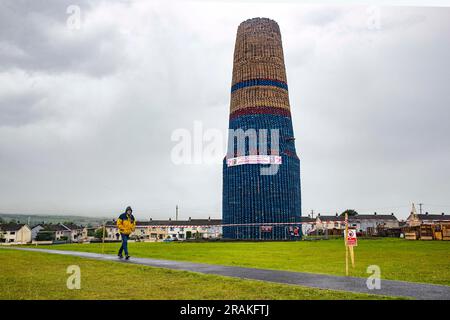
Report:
0,0,126,77
0,92,45,126
301,7,344,26
0,2,449,220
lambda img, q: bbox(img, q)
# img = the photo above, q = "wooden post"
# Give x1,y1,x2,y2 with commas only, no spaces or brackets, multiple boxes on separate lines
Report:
349,245,355,268
102,222,106,254
345,212,349,276
345,243,349,276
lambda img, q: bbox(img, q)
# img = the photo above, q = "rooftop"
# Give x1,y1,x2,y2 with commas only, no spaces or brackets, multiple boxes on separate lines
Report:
317,215,345,222
0,223,26,232
351,214,398,221
61,223,84,230
317,213,399,221
414,213,450,221
41,223,70,232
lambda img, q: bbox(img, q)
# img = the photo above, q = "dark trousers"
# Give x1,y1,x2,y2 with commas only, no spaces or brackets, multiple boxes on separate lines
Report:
118,234,129,256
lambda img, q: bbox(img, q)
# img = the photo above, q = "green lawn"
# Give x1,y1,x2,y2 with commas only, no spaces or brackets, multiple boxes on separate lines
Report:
0,250,395,300
28,238,450,285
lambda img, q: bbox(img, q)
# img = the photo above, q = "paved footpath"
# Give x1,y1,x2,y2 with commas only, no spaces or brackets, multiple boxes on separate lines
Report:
4,247,450,300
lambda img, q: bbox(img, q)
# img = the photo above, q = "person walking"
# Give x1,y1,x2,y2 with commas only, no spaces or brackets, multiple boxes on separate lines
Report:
117,206,136,260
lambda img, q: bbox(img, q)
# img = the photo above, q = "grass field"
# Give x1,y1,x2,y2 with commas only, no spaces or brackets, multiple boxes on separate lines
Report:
0,249,395,300
28,238,450,285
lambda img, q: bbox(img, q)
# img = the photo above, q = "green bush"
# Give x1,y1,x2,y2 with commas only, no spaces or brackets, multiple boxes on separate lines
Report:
36,232,55,241
94,228,106,239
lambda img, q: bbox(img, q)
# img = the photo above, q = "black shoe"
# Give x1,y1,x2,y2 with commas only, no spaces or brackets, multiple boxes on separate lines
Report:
118,254,123,259
125,255,130,260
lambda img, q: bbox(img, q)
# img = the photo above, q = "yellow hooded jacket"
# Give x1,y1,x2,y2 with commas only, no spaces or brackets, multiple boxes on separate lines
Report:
117,212,136,235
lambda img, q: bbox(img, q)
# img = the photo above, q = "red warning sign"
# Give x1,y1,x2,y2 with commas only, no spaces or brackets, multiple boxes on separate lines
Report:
347,229,358,246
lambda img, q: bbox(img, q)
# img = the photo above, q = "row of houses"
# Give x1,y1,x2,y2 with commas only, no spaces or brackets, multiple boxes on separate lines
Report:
301,211,450,239
2,211,449,244
0,219,224,244
300,212,401,236
0,223,88,244
31,223,85,242
104,217,222,241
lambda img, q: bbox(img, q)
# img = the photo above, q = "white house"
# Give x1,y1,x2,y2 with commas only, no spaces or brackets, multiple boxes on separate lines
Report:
60,223,85,242
300,216,316,235
407,212,450,227
38,224,71,241
81,227,97,242
350,213,399,234
315,214,346,231
166,218,222,240
105,222,121,240
0,223,32,244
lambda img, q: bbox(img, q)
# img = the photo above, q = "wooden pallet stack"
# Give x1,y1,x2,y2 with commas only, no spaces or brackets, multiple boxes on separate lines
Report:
223,18,302,240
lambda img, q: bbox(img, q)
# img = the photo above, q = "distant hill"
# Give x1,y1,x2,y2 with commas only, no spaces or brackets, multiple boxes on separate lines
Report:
0,213,112,227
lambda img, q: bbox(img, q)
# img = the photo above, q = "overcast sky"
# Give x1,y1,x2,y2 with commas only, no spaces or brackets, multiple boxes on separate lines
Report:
1,1,449,220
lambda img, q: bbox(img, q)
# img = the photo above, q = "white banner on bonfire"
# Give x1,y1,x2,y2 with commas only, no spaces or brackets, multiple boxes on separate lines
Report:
226,155,282,167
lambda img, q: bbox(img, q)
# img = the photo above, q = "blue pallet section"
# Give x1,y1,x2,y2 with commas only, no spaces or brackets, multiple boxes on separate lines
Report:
231,78,288,93
222,113,302,240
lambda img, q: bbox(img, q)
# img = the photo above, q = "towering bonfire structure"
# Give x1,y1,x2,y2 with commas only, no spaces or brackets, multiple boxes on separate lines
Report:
223,18,302,240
